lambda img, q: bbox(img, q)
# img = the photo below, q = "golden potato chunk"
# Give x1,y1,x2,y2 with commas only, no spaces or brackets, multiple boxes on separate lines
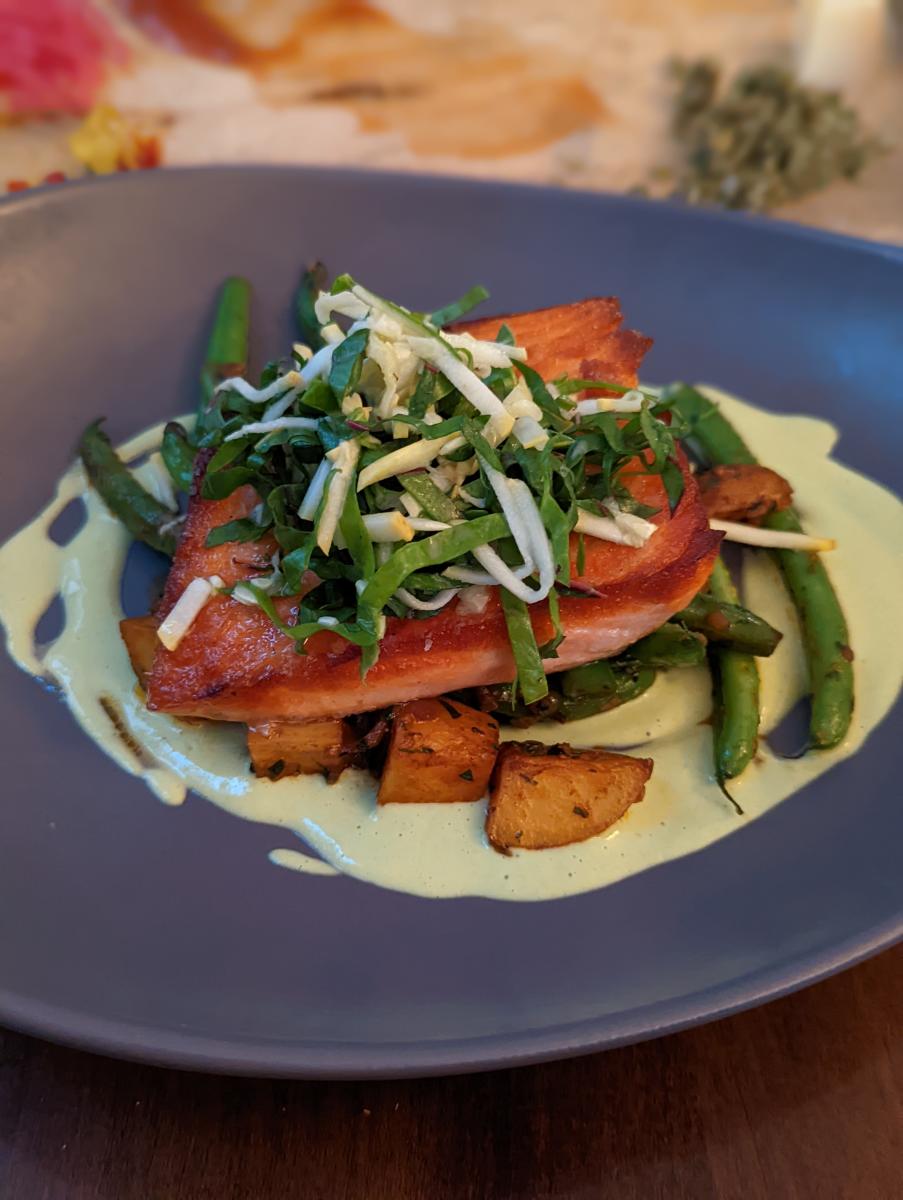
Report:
486,742,653,853
377,698,499,805
248,719,356,782
119,615,159,690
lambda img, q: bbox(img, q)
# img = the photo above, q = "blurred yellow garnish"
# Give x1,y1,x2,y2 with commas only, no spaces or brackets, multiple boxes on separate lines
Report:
69,104,161,174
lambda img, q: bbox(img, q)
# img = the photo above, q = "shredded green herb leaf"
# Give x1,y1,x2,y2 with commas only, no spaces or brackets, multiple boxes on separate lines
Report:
499,588,548,704
429,284,489,328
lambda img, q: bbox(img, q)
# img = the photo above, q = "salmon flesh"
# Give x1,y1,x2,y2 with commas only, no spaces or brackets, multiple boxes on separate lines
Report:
146,299,720,721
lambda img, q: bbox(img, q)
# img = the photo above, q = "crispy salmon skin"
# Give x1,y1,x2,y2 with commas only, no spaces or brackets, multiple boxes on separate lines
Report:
146,298,720,722
457,297,651,386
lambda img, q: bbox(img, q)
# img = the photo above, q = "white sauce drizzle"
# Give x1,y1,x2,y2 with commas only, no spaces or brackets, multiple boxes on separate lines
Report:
0,389,901,902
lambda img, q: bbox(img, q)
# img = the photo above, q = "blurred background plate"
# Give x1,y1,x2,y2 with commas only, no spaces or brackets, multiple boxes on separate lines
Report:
0,166,900,1078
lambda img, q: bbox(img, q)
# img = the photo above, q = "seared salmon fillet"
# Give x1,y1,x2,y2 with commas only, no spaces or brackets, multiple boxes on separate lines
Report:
146,299,720,722
457,298,651,386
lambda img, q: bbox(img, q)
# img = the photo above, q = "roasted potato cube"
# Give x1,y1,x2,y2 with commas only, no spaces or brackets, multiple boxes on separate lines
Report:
377,698,499,805
248,719,356,781
119,615,159,689
486,742,653,852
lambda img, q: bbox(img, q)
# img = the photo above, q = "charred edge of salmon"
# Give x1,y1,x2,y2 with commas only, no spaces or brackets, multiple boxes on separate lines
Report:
579,340,653,394
562,523,721,618
456,297,622,339
457,298,651,387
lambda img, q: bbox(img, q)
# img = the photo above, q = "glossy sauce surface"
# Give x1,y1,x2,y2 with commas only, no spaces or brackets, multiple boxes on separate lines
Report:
0,388,900,900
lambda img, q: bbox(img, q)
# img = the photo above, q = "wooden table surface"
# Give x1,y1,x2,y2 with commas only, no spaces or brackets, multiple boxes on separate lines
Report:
1,944,900,1200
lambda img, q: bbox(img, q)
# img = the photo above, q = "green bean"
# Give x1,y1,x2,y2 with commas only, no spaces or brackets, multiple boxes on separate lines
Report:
560,658,621,699
756,508,853,748
707,557,759,797
479,659,655,726
78,280,250,554
558,627,701,698
198,276,252,434
478,685,561,726
668,383,757,467
160,421,196,492
623,623,707,668
554,694,609,722
556,667,656,722
675,593,782,657
78,420,177,556
294,260,328,350
559,657,656,707
668,383,853,749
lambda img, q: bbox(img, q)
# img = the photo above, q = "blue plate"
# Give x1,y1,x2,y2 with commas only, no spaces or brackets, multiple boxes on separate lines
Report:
0,167,900,1078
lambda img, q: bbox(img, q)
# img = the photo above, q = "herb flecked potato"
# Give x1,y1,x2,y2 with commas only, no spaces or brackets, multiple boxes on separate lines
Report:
377,698,499,805
486,742,653,853
247,719,357,781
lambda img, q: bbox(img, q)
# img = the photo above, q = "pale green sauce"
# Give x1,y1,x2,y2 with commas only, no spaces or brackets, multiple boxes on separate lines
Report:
1,389,901,901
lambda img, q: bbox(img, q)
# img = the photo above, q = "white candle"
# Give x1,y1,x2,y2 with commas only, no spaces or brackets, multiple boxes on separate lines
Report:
797,0,892,91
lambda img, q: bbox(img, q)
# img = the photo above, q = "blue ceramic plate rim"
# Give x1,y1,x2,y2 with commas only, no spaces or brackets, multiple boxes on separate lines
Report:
0,916,897,1079
4,163,903,265
0,166,900,1079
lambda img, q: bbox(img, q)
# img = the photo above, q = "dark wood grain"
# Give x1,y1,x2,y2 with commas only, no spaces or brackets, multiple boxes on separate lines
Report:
1,946,900,1200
